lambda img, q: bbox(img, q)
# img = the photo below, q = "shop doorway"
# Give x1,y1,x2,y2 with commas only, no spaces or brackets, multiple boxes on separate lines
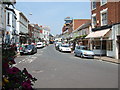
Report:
118,43,120,59
117,36,120,59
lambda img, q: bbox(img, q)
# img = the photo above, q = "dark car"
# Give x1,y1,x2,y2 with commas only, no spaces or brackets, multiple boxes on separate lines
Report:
20,44,37,55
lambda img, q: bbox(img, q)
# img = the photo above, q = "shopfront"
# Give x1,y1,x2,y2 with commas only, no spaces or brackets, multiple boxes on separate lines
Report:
86,28,111,56
117,36,120,59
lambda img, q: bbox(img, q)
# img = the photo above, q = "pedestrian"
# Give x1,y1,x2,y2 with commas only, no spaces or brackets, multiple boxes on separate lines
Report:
73,41,76,51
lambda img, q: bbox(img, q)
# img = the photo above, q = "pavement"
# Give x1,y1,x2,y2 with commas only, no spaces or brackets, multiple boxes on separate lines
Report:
71,51,119,64
15,45,118,88
94,56,119,64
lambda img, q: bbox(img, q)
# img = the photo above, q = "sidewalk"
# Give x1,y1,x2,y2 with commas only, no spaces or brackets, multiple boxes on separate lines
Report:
94,56,119,64
71,51,119,64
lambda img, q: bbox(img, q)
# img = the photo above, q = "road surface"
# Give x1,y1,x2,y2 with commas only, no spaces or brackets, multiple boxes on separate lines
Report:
15,45,118,88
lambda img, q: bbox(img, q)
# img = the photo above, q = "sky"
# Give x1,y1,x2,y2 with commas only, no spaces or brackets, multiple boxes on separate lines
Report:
15,2,91,35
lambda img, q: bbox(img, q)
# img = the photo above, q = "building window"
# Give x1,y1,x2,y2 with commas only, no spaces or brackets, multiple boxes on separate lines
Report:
101,0,107,6
92,2,96,10
101,12,108,26
92,16,97,27
107,40,113,51
7,12,10,25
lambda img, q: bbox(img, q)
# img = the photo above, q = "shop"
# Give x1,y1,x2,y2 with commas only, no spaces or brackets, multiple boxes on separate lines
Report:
117,36,120,59
86,28,111,56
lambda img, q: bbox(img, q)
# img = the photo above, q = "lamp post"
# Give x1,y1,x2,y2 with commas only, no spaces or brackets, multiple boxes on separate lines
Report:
100,37,103,60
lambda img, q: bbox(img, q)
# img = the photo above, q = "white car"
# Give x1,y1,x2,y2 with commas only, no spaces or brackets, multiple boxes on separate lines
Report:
59,44,71,52
36,42,44,48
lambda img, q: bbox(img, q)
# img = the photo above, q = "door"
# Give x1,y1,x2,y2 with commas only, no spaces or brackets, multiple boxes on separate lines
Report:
117,36,120,59
118,42,120,59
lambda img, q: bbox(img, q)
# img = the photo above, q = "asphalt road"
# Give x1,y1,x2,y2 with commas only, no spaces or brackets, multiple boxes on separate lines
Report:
15,45,118,88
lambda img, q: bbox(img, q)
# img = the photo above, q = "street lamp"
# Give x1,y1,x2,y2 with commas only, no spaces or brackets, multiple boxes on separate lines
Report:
100,37,103,60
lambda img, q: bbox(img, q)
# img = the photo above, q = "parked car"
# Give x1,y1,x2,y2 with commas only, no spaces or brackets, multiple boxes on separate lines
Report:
20,44,37,55
36,42,44,48
59,44,71,52
55,42,62,50
74,46,94,58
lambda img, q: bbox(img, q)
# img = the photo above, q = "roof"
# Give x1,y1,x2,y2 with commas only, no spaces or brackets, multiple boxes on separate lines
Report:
72,21,91,33
78,21,91,31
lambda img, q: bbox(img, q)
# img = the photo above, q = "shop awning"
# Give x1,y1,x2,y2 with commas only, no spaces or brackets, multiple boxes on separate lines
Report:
86,29,111,38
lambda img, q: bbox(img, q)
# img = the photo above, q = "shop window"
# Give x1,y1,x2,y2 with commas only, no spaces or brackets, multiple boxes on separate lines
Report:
107,40,113,51
92,40,106,50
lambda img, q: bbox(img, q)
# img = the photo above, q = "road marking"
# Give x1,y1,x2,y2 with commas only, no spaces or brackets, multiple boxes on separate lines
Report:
70,57,81,59
34,53,42,56
13,64,17,66
32,70,44,73
18,61,22,63
22,59,26,61
28,59,35,63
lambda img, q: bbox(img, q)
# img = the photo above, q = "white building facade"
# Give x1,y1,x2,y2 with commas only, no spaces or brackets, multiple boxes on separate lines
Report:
0,4,6,30
15,9,29,44
5,6,17,44
42,26,50,44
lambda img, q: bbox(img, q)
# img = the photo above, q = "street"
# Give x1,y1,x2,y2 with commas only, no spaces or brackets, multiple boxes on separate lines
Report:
15,45,118,88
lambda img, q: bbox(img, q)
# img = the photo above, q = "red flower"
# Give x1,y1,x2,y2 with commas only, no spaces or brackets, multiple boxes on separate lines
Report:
3,58,8,61
7,67,20,74
3,62,9,69
10,60,16,64
28,74,33,79
26,80,31,84
23,68,29,74
22,81,32,90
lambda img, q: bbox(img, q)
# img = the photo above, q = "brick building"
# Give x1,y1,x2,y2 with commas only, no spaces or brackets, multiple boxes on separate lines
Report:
73,19,91,31
62,17,91,41
86,0,120,59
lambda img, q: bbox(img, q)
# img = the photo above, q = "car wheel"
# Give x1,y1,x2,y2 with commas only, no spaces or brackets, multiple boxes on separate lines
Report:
20,52,23,55
80,53,83,58
74,52,77,56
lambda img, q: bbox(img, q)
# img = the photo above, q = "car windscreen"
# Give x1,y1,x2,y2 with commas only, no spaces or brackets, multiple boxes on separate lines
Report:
26,45,34,49
81,47,90,50
56,42,62,44
61,45,70,47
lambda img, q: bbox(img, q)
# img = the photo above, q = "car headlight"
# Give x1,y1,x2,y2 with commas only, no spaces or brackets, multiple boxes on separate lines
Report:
83,52,87,54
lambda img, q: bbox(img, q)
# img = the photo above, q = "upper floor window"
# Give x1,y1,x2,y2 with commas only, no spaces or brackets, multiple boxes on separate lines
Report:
92,2,96,10
7,12,10,25
101,0,107,6
101,9,108,26
92,15,97,27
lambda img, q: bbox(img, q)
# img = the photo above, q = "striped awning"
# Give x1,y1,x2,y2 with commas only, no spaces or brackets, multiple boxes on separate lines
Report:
86,29,111,38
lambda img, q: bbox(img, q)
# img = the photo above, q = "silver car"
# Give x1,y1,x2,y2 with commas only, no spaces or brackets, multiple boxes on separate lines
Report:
74,46,94,58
